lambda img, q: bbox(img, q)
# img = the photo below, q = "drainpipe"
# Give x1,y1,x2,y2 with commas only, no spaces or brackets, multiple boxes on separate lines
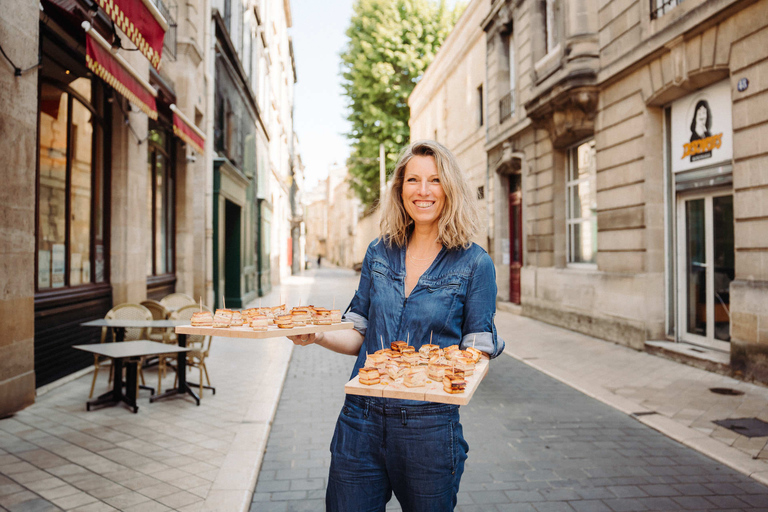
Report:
204,0,215,308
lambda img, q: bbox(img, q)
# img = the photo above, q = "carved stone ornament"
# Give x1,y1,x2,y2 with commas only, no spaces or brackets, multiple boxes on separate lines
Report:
526,86,599,149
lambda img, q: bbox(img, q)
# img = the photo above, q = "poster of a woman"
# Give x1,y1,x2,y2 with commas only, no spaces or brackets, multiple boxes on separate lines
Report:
690,100,712,142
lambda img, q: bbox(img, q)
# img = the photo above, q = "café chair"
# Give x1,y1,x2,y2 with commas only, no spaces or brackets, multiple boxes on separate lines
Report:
171,304,215,399
159,292,196,312
140,299,174,343
89,303,153,399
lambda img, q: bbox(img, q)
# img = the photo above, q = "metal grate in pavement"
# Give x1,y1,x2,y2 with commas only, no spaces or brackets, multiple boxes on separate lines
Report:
713,417,768,438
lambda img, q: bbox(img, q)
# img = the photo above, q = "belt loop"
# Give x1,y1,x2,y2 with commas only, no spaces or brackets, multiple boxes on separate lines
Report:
363,400,370,419
401,408,407,426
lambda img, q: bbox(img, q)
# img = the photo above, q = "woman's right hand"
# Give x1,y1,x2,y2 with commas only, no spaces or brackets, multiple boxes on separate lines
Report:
287,332,324,346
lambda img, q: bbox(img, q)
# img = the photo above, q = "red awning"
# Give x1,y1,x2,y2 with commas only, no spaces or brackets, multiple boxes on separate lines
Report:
171,104,205,154
84,24,157,119
95,0,167,70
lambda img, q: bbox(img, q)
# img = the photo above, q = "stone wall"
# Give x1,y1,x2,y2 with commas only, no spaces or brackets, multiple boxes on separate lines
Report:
0,0,39,415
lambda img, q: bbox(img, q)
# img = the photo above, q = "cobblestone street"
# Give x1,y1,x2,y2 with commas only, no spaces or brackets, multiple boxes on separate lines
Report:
251,268,768,512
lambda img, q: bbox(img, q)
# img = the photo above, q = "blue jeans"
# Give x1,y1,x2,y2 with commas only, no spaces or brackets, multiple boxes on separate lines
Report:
327,395,469,512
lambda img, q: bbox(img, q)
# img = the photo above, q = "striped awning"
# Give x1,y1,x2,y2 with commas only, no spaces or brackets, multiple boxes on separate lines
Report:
170,104,205,154
83,22,158,119
94,0,168,70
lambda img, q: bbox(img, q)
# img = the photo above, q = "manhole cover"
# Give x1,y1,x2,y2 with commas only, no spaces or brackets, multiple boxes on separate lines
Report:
709,387,745,396
713,417,768,438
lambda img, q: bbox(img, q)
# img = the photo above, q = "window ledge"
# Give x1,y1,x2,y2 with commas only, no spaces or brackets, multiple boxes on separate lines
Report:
534,44,562,84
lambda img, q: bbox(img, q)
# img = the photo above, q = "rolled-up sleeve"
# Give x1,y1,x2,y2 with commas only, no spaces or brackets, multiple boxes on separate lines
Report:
460,251,505,358
342,243,374,337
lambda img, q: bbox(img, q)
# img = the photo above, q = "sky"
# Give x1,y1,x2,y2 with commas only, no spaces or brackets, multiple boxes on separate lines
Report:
290,0,355,190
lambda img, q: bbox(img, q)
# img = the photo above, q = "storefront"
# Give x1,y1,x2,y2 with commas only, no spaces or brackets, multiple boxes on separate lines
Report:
32,0,205,388
667,80,734,352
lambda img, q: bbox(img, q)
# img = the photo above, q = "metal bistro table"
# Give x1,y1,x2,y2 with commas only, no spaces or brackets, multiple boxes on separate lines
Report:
73,341,191,413
80,318,205,406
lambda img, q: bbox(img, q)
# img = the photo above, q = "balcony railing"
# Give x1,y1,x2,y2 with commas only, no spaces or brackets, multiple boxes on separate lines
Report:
499,90,514,124
150,0,178,61
650,0,684,19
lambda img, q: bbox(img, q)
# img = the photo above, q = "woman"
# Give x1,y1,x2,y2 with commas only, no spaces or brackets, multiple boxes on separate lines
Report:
289,140,504,511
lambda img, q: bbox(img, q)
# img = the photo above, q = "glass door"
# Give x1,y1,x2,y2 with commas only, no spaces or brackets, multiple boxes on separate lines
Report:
676,192,734,351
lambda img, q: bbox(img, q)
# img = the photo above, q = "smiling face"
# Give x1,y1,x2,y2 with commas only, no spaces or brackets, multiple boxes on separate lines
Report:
695,105,708,125
401,155,446,230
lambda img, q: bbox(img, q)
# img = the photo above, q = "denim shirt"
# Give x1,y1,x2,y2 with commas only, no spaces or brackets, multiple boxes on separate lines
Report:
343,238,505,406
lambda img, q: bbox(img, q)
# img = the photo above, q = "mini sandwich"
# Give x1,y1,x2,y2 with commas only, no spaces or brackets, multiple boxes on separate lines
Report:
250,314,269,331
444,346,462,360
314,310,333,325
230,311,245,327
401,345,416,355
444,367,465,380
276,314,294,329
391,341,407,352
330,309,342,323
443,374,466,394
453,356,476,376
418,344,439,359
465,346,483,363
386,363,408,380
404,367,427,388
271,304,286,318
365,352,388,369
291,309,310,326
212,309,233,328
359,367,380,386
427,363,450,382
401,352,420,365
190,311,213,327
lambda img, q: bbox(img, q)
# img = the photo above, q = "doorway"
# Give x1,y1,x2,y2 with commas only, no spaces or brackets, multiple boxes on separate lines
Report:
676,191,734,351
224,199,242,307
509,173,522,304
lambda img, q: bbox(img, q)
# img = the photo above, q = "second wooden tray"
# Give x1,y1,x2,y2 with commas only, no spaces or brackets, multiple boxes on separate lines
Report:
344,357,489,405
175,321,354,339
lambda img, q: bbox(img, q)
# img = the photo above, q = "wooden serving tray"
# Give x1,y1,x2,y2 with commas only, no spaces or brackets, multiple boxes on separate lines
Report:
344,357,489,405
175,321,354,339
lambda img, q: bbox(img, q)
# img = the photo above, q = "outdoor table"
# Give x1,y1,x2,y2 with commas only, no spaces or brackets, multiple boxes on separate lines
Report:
73,341,191,413
80,318,204,405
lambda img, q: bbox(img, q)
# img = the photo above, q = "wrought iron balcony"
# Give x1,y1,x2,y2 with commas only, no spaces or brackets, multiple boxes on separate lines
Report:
499,89,514,124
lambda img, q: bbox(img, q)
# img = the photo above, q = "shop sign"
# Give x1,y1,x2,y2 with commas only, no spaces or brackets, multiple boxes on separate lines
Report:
671,80,733,173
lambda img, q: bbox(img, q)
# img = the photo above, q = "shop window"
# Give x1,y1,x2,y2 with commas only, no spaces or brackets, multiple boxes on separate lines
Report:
37,36,107,290
147,122,175,277
566,140,597,265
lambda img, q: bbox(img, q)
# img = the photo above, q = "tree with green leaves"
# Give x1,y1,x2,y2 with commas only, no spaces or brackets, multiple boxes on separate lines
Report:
340,0,464,209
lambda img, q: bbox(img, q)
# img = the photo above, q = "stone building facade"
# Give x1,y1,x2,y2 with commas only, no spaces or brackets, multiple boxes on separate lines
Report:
412,0,768,383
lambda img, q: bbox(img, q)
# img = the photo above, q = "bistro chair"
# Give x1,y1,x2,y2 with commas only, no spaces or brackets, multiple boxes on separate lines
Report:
159,292,196,312
140,299,174,343
171,303,215,399
89,303,153,399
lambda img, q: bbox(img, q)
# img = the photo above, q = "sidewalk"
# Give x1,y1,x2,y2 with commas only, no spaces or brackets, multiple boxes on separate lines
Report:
1,267,768,511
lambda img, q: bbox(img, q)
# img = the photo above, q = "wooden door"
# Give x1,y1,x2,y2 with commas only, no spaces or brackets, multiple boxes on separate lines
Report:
509,174,523,304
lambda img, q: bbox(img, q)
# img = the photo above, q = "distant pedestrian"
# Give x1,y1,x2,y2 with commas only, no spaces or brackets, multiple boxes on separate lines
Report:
289,140,505,511
317,254,322,268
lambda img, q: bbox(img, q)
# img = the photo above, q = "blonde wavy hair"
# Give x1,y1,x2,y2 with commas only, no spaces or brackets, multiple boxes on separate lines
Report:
379,140,479,250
